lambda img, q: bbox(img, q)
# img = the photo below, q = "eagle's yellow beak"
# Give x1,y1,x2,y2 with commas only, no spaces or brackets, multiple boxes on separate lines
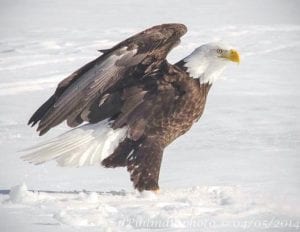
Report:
222,49,240,63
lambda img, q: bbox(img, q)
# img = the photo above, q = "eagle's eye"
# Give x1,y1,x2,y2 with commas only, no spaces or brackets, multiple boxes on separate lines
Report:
216,48,223,54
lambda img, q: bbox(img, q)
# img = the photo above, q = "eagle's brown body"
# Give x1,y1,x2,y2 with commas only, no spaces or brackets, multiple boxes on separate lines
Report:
26,24,213,191
145,65,210,147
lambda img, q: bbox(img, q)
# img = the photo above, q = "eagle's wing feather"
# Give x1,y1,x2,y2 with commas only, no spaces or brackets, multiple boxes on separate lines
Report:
28,23,187,135
26,24,190,191
32,48,144,135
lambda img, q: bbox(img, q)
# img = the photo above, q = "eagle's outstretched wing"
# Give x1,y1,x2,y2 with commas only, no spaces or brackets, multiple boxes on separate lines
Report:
25,23,199,191
28,23,187,135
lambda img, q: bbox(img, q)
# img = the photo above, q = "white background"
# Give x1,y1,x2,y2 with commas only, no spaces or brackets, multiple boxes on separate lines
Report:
0,0,299,231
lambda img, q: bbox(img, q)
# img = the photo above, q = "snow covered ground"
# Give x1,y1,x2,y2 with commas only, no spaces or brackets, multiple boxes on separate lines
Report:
0,0,300,231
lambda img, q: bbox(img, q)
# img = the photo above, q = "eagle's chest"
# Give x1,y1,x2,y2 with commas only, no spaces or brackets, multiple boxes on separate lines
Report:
173,83,209,128
148,81,211,146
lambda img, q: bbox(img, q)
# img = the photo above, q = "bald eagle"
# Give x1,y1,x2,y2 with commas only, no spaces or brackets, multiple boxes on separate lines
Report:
22,23,240,192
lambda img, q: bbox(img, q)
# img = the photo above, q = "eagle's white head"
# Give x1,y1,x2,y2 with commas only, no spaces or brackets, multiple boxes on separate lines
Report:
184,42,240,84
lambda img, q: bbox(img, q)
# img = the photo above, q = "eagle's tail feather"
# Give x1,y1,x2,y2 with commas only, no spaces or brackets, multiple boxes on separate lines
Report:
21,120,128,167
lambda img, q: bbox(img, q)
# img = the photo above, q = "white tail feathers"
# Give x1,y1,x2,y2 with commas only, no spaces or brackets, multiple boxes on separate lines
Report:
21,121,128,167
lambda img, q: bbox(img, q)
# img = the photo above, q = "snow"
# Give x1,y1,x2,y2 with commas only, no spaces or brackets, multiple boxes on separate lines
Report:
0,0,300,231
4,183,296,231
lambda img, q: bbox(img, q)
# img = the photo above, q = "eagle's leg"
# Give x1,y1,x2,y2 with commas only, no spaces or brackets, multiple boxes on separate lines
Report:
127,138,163,192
